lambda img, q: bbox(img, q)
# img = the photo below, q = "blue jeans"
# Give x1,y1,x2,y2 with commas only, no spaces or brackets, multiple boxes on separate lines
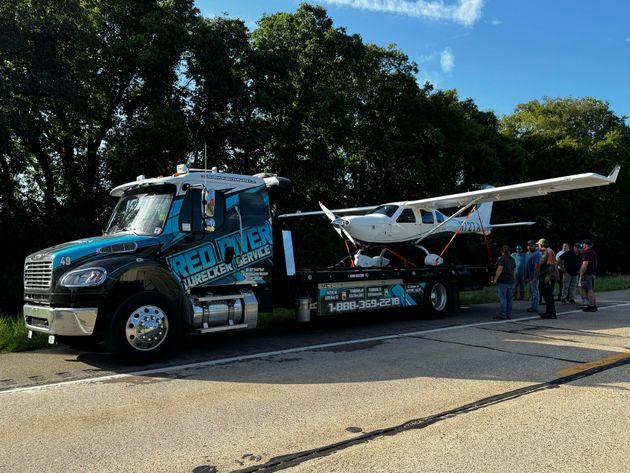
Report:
498,283,514,317
528,280,539,310
513,274,525,298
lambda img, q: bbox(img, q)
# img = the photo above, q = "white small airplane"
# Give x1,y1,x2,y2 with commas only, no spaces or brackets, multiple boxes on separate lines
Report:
280,166,620,266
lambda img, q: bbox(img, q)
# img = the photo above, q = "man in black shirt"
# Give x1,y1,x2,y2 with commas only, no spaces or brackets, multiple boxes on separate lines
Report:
558,243,581,304
580,239,598,312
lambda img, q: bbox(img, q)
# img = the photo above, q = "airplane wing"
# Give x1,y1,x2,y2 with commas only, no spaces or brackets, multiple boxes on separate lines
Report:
404,165,620,210
279,204,381,219
278,165,620,218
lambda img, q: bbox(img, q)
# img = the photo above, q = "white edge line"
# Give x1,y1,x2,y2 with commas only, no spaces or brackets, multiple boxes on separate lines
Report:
4,302,630,396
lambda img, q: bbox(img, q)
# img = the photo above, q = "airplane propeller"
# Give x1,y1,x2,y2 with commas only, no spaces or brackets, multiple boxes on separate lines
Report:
319,202,358,246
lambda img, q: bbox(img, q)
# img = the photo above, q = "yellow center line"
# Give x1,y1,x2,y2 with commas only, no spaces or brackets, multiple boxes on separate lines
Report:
559,351,630,376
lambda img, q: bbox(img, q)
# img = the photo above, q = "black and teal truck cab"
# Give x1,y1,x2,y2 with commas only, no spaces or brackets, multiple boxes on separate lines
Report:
23,164,291,361
23,164,490,362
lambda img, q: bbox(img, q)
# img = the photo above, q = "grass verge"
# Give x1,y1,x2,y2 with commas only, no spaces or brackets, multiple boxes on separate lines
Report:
257,308,296,329
460,274,630,306
0,314,50,353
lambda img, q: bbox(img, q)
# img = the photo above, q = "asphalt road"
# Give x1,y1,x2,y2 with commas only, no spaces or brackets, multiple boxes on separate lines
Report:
1,290,630,472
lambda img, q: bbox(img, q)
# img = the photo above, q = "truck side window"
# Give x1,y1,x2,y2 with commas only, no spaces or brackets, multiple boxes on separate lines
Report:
420,210,434,224
180,189,202,232
396,208,416,223
239,191,269,226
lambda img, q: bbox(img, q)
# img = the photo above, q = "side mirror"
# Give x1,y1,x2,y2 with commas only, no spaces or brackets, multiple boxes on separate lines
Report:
203,189,216,232
205,189,215,217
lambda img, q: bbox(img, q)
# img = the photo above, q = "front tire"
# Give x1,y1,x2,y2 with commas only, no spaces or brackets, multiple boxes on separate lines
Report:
105,292,179,363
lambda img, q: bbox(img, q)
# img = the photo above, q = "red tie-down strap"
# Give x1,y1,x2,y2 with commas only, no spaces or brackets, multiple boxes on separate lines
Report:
475,205,493,265
345,239,356,268
435,206,476,266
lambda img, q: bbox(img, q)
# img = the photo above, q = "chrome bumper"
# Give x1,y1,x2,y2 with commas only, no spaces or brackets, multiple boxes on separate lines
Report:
23,304,98,336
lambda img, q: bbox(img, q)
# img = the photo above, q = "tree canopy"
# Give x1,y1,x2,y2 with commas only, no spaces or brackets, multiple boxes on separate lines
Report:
1,1,628,312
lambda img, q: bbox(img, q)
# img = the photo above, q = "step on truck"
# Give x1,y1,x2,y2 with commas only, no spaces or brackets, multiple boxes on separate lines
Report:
23,165,490,362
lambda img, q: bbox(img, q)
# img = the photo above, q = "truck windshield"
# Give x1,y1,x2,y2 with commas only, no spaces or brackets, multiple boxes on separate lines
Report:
106,190,173,236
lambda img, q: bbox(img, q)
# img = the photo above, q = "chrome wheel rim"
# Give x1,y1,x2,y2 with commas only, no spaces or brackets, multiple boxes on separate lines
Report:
125,305,169,352
430,284,447,312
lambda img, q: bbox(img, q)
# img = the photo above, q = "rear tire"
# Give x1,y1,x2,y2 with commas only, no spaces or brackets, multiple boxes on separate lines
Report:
105,291,180,363
423,280,450,319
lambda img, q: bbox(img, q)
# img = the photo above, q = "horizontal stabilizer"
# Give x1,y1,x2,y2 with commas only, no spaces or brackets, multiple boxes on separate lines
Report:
487,221,536,228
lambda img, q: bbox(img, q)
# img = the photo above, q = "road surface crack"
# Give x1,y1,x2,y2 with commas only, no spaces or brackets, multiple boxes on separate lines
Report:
232,355,630,472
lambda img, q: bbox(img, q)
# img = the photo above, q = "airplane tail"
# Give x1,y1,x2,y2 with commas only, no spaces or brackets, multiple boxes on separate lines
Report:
468,200,535,232
468,184,494,231
468,202,492,233
470,185,536,231
474,201,493,228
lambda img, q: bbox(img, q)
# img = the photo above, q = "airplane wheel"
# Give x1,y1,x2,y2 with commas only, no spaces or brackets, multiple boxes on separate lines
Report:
424,281,450,318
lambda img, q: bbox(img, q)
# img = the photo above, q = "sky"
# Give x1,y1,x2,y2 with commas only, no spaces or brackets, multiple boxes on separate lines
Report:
196,1,630,121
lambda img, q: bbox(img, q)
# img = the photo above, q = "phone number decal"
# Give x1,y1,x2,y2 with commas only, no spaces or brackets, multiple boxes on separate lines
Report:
326,297,402,314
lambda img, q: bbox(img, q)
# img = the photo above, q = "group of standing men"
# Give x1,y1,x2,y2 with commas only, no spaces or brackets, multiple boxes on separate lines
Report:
492,238,598,320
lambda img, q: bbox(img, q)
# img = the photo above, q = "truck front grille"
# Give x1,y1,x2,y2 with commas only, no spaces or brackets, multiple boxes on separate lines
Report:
24,292,50,304
24,259,53,290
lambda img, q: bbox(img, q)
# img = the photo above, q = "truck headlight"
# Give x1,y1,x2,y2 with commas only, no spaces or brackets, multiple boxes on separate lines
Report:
61,268,108,287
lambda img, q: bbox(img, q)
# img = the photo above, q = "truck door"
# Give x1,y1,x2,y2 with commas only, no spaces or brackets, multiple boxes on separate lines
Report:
163,187,228,290
164,187,273,290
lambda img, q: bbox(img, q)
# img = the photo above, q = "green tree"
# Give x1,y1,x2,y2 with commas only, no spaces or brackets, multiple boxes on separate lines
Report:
500,97,630,272
0,0,199,311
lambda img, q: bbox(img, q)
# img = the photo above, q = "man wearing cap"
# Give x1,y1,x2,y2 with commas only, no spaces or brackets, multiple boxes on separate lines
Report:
579,239,598,312
511,245,527,300
523,240,540,313
535,238,558,318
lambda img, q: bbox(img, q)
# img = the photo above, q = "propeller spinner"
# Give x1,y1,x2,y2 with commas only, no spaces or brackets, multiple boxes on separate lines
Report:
319,202,358,246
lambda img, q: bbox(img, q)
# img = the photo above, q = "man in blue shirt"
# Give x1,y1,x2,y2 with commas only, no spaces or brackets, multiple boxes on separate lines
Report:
523,240,540,313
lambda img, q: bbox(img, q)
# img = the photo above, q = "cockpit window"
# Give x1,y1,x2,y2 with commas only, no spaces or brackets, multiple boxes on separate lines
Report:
368,205,399,217
420,210,434,224
396,208,416,223
435,210,446,223
106,187,174,236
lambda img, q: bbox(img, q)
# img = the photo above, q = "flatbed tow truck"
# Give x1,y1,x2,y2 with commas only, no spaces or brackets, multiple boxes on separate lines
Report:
23,165,490,362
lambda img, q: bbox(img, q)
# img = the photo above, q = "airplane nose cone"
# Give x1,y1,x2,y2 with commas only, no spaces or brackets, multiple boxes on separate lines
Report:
331,218,349,228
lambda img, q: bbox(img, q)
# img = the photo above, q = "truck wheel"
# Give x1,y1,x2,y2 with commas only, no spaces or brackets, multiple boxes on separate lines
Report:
105,291,179,363
424,281,449,318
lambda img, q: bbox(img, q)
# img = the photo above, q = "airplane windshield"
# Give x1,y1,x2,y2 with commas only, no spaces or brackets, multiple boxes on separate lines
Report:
106,188,173,236
368,205,399,217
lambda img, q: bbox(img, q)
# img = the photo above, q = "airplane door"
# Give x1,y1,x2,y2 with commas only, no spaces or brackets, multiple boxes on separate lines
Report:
394,208,418,241
419,209,435,233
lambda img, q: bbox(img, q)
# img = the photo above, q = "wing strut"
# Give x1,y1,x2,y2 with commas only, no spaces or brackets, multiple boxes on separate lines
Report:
434,204,478,266
413,198,482,245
